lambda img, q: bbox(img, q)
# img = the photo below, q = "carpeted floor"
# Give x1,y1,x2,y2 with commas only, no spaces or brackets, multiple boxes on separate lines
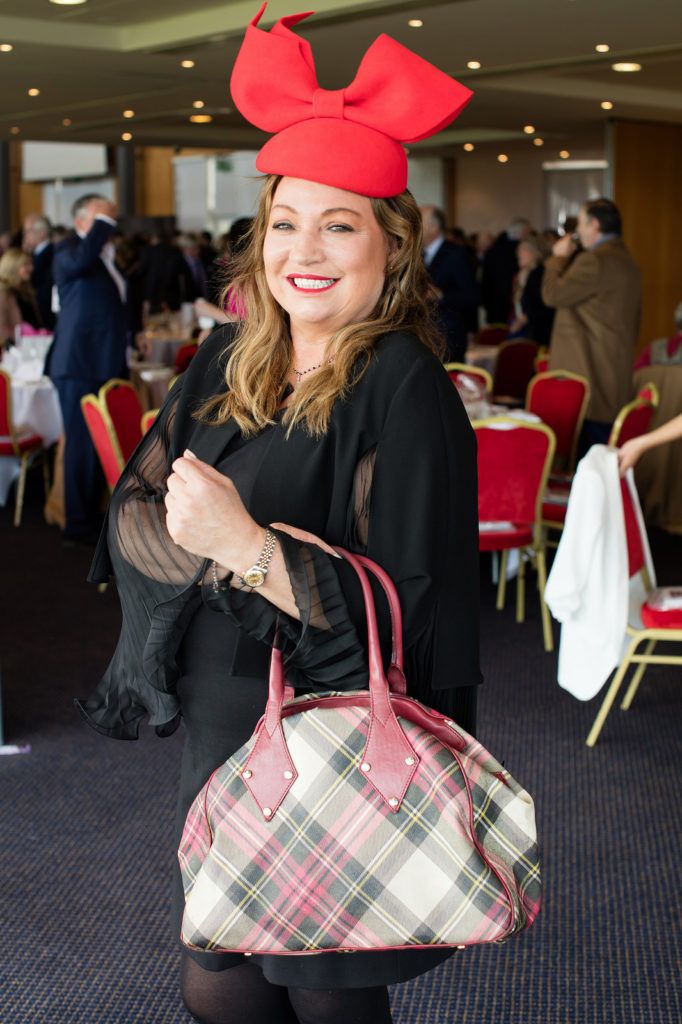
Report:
1,474,681,1023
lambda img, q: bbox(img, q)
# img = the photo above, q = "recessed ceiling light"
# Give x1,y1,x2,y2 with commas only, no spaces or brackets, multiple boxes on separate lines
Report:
559,150,570,159
497,153,509,163
612,62,642,72
407,19,423,28
121,132,133,142
62,118,72,126
601,100,614,110
190,114,213,123
533,138,544,147
181,60,195,69
595,44,610,53
467,60,481,70
10,126,20,134
0,44,13,52
523,125,535,134
28,87,40,97
192,100,205,109
123,109,135,119
463,143,475,152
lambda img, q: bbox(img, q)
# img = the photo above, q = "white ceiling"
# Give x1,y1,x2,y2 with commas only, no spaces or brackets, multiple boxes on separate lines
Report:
1,0,681,154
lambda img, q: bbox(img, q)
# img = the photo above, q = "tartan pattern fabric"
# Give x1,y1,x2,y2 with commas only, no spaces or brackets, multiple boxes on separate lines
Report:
178,695,540,955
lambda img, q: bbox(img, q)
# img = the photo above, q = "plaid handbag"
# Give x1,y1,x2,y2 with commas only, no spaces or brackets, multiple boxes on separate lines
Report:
178,548,540,955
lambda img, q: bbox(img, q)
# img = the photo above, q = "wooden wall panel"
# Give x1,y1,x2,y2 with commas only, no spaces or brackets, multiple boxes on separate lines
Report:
613,120,682,351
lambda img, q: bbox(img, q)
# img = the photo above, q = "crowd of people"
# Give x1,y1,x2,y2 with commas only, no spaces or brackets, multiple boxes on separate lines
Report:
2,188,680,543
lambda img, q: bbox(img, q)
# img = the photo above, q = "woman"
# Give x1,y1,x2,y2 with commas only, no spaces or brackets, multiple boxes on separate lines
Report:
0,247,42,344
508,238,554,345
78,8,480,1023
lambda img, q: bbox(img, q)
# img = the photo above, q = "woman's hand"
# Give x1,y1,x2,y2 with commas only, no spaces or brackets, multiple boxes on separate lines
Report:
618,436,647,476
165,451,262,569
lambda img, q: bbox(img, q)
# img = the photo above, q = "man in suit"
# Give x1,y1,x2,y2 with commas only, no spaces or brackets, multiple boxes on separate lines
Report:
22,213,55,329
420,206,478,363
543,198,641,450
49,194,127,542
481,217,531,325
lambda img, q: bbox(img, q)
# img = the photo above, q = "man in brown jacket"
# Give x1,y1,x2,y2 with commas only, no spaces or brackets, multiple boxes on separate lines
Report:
542,198,641,449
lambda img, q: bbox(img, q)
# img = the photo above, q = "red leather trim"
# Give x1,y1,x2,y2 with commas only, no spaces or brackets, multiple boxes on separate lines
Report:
355,553,405,693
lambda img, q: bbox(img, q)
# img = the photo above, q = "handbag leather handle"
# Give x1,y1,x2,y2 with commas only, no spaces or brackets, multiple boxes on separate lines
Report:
243,548,418,818
352,551,405,695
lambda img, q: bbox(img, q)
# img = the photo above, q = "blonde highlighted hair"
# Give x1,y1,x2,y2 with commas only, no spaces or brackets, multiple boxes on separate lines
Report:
0,248,32,291
199,175,442,437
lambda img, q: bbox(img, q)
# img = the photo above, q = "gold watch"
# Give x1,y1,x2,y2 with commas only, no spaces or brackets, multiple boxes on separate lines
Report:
238,527,277,588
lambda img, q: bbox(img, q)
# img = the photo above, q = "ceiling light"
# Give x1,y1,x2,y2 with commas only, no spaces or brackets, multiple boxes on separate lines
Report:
10,126,20,134
497,154,509,163
192,100,205,109
49,0,89,5
559,150,570,159
121,132,133,142
407,19,423,28
123,109,135,118
181,60,195,69
62,118,72,126
0,44,14,53
463,143,474,152
533,138,544,147
595,44,610,53
612,62,642,72
523,125,535,134
190,114,213,123
601,100,614,110
467,60,481,70
28,88,40,97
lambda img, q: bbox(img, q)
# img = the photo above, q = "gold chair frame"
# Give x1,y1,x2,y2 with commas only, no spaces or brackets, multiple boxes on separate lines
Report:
80,393,125,492
473,416,557,651
525,369,590,477
444,362,493,395
0,368,50,526
586,563,682,746
608,383,659,447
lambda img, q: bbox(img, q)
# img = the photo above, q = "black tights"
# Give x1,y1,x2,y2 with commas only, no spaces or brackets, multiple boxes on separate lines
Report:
180,954,393,1024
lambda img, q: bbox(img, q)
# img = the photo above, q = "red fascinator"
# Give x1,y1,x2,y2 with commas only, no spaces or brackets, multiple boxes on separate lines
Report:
230,3,473,197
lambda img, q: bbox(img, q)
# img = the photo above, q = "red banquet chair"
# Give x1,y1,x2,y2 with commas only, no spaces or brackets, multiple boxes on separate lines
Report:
608,383,659,447
0,368,50,526
80,393,125,492
534,347,550,374
140,409,159,434
586,476,682,746
476,324,508,347
174,342,199,375
444,362,493,395
543,381,658,538
98,379,143,464
473,416,556,651
492,339,539,406
526,371,590,475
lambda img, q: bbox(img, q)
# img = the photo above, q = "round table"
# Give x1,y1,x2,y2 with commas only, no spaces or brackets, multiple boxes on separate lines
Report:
0,377,63,506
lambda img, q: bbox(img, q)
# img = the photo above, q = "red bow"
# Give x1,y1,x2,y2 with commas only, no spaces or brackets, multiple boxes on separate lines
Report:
231,3,472,144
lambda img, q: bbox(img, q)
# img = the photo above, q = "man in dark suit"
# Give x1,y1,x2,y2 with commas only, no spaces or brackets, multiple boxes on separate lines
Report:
23,214,55,329
481,217,532,325
49,194,127,542
420,206,478,362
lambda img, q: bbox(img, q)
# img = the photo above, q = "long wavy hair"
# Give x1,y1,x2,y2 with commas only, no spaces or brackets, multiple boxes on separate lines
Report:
199,175,443,437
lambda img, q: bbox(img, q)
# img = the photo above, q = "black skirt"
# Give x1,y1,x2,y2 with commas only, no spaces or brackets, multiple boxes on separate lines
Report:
171,604,477,990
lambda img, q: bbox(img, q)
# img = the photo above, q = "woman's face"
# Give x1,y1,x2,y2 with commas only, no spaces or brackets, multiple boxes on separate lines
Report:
18,259,33,283
262,177,389,341
517,243,538,271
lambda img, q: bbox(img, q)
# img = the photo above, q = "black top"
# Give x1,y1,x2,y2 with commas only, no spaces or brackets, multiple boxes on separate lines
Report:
77,324,481,740
520,264,555,346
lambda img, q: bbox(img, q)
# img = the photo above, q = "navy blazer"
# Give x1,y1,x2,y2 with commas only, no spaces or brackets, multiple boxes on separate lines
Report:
31,242,55,330
48,219,127,381
426,240,478,359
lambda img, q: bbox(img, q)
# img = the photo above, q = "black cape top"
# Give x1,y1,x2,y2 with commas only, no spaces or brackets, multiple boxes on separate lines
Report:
77,324,481,740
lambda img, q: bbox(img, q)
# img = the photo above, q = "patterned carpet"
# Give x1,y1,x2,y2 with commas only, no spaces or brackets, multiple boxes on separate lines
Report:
1,477,681,1023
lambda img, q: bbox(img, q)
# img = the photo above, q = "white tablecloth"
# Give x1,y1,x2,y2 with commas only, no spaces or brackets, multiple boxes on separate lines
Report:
0,378,62,506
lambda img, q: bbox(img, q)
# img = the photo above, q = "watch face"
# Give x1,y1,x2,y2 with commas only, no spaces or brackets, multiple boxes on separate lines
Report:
242,567,266,588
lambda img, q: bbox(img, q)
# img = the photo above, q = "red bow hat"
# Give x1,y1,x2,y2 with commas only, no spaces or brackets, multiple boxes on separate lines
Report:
231,3,473,197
